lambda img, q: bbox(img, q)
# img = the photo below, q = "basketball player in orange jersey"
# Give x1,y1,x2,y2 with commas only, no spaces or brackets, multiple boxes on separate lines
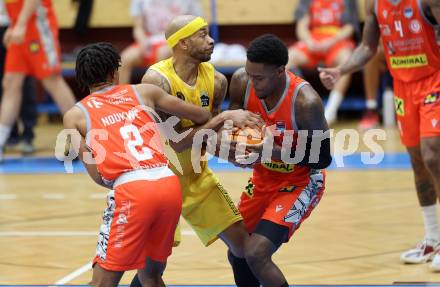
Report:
0,0,75,161
287,0,357,125
319,0,440,271
228,34,332,287
130,15,265,287
63,42,214,287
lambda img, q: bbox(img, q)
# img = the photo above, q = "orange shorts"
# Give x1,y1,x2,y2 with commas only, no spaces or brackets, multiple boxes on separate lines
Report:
238,170,325,242
291,34,354,68
130,39,168,66
5,20,61,80
93,168,182,271
394,70,440,147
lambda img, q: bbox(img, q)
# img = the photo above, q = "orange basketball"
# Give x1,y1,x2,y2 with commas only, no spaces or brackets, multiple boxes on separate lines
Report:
231,126,264,145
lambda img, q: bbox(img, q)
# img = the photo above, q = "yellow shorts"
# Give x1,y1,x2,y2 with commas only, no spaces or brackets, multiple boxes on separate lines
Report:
176,167,242,246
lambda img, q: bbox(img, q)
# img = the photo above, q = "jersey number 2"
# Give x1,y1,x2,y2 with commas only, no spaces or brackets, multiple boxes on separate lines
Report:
119,124,153,161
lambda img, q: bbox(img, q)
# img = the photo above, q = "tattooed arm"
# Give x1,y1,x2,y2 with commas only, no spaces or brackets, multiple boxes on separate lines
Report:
142,68,172,94
318,0,380,90
143,68,260,152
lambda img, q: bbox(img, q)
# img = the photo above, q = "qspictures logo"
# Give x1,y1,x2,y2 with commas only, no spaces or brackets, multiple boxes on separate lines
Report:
55,105,388,174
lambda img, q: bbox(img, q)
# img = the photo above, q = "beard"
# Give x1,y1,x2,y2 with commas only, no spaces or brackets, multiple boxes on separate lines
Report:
190,49,212,62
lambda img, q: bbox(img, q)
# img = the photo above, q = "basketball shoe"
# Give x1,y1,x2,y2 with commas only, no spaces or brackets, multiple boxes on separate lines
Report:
430,249,440,271
400,238,440,264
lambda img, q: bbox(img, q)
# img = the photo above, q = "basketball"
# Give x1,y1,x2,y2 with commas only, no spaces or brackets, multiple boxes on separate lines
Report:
230,126,265,145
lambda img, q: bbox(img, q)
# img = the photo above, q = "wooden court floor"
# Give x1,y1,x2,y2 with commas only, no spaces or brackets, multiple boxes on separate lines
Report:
2,170,439,285
1,122,439,285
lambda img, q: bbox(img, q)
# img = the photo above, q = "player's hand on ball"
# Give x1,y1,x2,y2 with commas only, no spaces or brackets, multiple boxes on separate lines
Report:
223,109,264,129
235,145,260,167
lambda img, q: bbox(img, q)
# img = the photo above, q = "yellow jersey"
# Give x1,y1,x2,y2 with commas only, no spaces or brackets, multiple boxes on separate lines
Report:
149,57,215,176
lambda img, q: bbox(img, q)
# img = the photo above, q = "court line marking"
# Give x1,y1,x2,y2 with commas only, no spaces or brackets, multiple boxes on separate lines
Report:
0,193,112,200
50,229,196,284
52,261,92,285
0,194,17,200
42,193,65,200
0,231,96,237
0,230,196,237
89,193,107,199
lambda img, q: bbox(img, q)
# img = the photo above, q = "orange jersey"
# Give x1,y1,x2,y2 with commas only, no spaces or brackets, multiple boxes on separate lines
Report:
5,0,57,27
77,85,168,182
376,0,440,82
309,0,347,36
244,72,312,190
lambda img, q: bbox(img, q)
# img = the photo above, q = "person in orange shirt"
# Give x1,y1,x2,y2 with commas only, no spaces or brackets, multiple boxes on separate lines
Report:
64,42,257,287
319,0,440,271
288,0,357,125
0,0,75,161
0,0,36,154
130,15,265,287
228,34,331,287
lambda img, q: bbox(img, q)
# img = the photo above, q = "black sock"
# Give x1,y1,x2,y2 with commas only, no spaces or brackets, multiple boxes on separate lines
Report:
280,281,289,287
130,274,141,287
227,250,260,287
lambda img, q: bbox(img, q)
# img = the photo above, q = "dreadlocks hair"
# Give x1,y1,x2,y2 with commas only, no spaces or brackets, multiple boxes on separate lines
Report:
247,34,289,67
75,42,121,90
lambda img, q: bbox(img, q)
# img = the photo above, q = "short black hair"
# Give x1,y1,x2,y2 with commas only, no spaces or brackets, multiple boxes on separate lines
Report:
75,42,121,89
247,34,288,67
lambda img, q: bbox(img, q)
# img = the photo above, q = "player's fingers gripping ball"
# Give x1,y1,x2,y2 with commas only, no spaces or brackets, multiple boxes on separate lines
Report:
231,126,267,166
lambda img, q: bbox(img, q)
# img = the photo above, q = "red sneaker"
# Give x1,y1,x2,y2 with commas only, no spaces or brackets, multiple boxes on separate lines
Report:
358,110,380,130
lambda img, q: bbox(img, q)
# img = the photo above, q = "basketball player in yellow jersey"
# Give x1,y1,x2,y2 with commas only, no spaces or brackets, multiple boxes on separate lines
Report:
130,15,263,287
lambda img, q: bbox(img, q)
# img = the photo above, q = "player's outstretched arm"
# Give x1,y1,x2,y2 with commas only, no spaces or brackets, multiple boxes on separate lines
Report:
136,83,212,125
140,70,261,152
63,108,108,188
318,0,380,90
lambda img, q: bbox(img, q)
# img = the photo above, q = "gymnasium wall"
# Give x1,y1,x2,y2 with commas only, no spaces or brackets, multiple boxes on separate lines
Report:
54,0,366,29
55,0,368,105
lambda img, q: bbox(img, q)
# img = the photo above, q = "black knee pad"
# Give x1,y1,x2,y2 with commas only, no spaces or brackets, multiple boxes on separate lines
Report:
254,219,289,249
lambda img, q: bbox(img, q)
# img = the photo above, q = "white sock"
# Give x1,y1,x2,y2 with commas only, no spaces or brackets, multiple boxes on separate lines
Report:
325,91,343,122
0,124,11,147
366,99,378,110
422,204,440,241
